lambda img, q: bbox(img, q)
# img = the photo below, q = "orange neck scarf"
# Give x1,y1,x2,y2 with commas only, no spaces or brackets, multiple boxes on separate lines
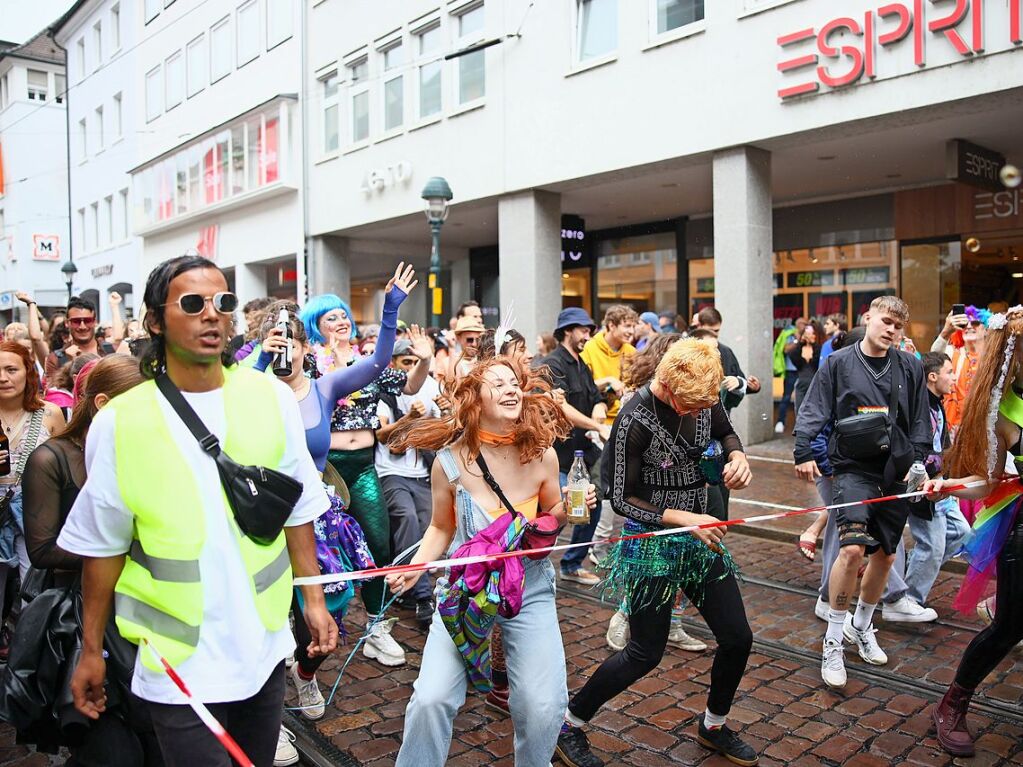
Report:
479,429,516,446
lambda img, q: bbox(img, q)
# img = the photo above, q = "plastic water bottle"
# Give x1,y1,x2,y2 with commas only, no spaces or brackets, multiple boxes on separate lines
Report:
567,451,590,525
906,461,928,502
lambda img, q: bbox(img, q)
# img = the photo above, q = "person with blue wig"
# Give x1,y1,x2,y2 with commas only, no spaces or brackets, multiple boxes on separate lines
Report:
302,269,434,668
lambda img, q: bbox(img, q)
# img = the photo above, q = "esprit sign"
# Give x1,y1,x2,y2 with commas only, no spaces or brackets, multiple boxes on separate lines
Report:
777,0,1023,100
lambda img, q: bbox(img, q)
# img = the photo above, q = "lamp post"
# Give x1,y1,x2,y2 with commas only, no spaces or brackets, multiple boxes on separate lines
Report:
60,259,78,303
421,176,453,328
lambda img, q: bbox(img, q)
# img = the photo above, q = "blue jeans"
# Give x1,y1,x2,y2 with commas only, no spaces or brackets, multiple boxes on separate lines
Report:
904,498,972,605
396,559,567,767
558,470,599,574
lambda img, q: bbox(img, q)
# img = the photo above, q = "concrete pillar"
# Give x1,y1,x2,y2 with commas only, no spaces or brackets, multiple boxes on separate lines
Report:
498,190,561,353
309,235,351,299
712,147,774,445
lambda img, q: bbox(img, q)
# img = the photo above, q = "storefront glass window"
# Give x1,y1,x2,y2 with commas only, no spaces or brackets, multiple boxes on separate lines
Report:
562,269,592,314
595,232,676,318
901,241,961,346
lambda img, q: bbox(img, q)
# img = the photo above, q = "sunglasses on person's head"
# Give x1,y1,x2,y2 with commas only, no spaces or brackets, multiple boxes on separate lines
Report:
163,292,239,315
67,317,96,327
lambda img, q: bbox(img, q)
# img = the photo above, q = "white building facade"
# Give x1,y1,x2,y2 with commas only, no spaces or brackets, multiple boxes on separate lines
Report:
125,0,304,307
0,32,71,322
52,0,142,321
306,0,1023,443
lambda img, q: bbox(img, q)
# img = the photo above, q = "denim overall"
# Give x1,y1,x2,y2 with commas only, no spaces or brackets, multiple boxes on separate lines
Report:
395,447,568,767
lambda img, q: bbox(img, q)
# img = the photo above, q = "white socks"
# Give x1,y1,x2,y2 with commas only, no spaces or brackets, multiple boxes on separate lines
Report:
826,609,846,643
704,709,727,729
853,600,877,631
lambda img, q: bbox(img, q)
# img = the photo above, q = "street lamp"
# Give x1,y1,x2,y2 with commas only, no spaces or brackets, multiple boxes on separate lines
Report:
61,259,78,303
421,176,453,328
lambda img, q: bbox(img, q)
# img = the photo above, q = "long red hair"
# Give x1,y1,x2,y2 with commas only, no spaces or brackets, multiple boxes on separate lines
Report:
948,313,1023,478
390,356,569,464
0,341,44,411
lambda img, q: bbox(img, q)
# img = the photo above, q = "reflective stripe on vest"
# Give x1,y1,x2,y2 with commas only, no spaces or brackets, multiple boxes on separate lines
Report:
111,367,293,671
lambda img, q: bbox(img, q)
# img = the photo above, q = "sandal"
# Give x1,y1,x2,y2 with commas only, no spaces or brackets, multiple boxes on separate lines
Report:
797,532,817,562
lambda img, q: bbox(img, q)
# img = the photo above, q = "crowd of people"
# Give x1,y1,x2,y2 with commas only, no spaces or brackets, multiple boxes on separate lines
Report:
0,258,1019,767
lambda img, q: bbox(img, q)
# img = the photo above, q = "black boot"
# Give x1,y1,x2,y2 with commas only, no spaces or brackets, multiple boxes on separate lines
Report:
697,714,759,766
555,726,605,767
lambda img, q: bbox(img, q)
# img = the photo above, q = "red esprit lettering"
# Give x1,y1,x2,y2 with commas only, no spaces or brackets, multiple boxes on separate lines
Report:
877,3,913,45
777,27,820,98
817,17,865,88
1012,0,1021,44
972,0,984,51
929,0,972,56
914,0,926,65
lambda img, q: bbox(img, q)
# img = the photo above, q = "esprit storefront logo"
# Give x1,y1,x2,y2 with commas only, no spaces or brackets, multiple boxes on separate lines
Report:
777,0,1022,100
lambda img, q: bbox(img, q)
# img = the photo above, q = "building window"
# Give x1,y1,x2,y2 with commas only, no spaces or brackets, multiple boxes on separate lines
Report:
210,17,232,82
103,196,113,247
576,0,617,61
654,0,703,35
266,0,292,48
113,92,122,137
95,106,104,150
76,39,86,81
321,72,339,152
145,0,160,23
55,74,66,103
89,202,99,250
456,5,485,104
0,75,7,110
119,188,129,239
237,0,259,67
165,51,184,109
186,35,206,97
145,66,162,121
348,57,369,143
382,42,403,131
78,118,87,157
417,24,442,118
93,21,103,69
26,70,48,101
111,4,121,50
77,208,85,250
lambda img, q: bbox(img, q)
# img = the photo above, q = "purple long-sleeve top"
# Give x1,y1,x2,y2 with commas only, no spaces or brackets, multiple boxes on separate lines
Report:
255,287,406,471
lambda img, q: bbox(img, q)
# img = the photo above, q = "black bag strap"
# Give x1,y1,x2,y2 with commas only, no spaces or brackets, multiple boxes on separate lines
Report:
887,350,902,430
155,374,223,457
474,452,522,518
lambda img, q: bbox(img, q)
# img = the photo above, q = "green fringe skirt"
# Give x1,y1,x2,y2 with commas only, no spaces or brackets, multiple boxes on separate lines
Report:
596,519,739,613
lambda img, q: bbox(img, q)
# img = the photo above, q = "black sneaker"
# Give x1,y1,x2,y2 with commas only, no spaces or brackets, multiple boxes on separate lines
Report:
696,714,759,766
415,598,434,628
555,726,604,767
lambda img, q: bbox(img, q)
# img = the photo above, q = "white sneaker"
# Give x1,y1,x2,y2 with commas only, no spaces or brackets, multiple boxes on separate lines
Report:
606,610,630,651
814,596,831,622
588,551,603,567
843,613,888,665
274,726,299,766
284,652,295,669
668,623,707,652
774,421,785,434
821,638,847,688
363,616,406,666
882,595,938,623
290,663,325,721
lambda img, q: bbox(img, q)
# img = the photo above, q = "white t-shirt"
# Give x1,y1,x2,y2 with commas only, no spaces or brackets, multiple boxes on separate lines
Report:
374,375,441,479
57,377,328,704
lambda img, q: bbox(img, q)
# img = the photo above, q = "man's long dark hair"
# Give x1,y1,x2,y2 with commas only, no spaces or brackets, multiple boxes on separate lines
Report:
140,255,237,379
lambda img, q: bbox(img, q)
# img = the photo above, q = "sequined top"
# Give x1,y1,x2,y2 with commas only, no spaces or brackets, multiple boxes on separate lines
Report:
325,363,407,433
604,385,742,526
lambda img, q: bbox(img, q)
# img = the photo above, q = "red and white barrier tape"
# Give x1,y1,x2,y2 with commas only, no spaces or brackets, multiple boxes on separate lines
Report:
142,639,256,767
293,478,1001,587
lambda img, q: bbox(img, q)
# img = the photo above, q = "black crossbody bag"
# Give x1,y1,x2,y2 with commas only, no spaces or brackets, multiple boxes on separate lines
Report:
156,374,303,545
831,350,901,461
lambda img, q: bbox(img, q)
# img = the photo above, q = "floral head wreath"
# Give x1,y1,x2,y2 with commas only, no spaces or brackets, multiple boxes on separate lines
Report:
984,305,1023,476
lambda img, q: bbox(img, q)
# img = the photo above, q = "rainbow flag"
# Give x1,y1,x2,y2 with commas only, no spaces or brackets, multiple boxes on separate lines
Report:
954,478,1021,613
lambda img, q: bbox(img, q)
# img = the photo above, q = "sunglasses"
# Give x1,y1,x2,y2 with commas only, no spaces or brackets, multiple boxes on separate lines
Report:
164,292,239,315
67,317,97,327
462,336,480,346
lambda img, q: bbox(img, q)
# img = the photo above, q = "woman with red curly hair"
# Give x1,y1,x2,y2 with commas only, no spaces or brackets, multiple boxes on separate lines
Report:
0,341,65,643
385,355,574,767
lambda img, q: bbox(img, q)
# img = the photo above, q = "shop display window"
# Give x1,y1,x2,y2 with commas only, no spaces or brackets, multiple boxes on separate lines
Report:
595,232,677,319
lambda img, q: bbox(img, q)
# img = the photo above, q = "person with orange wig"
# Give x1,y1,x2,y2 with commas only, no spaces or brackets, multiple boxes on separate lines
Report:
923,305,1023,757
385,356,587,767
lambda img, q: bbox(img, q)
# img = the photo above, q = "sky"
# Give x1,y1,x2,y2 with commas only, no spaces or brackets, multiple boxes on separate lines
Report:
0,0,76,44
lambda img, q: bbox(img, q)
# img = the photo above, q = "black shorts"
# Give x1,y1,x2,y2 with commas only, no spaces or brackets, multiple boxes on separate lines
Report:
831,471,909,555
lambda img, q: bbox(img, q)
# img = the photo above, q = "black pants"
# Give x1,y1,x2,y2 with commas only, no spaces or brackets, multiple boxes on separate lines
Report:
67,708,164,767
381,474,434,600
955,513,1023,690
291,592,326,677
148,662,285,767
706,485,730,522
569,559,752,720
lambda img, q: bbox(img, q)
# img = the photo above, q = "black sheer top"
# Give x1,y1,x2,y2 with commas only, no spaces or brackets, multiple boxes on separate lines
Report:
21,439,85,572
